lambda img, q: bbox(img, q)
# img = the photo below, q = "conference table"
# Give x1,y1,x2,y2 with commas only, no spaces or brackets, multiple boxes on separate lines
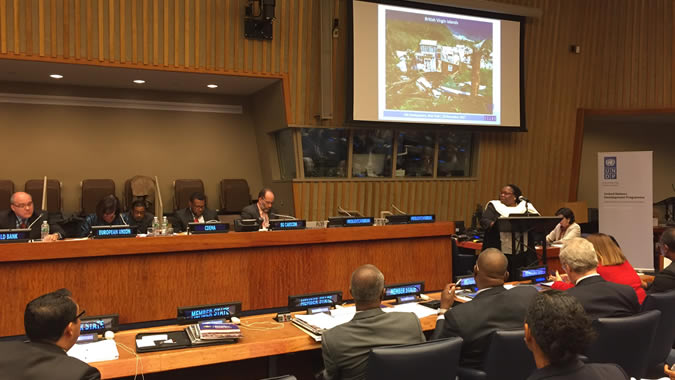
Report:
455,240,562,273
0,222,454,339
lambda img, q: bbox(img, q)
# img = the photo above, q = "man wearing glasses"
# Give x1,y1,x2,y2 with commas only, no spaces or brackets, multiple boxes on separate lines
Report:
0,288,100,379
0,191,64,241
241,188,277,229
645,227,675,294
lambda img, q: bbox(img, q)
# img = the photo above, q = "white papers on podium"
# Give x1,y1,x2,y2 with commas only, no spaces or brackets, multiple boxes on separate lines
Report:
67,339,119,363
382,302,437,319
292,306,356,341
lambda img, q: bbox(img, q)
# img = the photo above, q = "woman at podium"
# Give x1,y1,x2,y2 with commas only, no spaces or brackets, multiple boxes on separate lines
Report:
546,207,581,244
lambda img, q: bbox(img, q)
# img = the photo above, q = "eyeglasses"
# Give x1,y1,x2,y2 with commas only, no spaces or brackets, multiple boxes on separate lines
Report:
74,309,86,321
12,202,33,209
500,191,514,196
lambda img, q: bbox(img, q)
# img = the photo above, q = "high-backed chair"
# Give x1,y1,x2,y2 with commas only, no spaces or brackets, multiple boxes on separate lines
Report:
174,179,205,212
366,337,463,380
585,310,661,378
124,176,156,212
80,179,115,216
220,179,251,214
452,238,477,279
0,180,14,211
457,330,536,380
24,179,61,213
640,290,675,378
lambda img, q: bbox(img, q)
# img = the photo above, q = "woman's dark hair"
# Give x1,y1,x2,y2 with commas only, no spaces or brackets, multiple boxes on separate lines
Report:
555,207,576,224
525,290,596,365
95,194,120,220
24,288,77,343
506,184,522,199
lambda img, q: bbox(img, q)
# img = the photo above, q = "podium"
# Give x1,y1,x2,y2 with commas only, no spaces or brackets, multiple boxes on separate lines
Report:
496,216,561,270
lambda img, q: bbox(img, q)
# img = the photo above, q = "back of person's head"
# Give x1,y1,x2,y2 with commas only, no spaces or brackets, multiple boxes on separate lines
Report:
586,233,626,266
96,194,120,219
660,227,675,253
506,184,522,199
555,207,575,224
475,248,508,287
525,290,596,365
189,192,206,203
24,288,77,343
559,238,598,274
350,264,385,304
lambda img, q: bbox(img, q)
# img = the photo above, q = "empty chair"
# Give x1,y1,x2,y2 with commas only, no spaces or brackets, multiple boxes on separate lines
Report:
458,330,536,380
585,309,661,378
24,179,61,213
80,179,115,216
366,337,463,380
174,179,204,211
640,290,675,378
220,179,251,214
0,180,14,211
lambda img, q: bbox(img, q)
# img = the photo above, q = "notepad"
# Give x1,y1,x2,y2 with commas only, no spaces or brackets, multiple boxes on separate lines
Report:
67,339,119,363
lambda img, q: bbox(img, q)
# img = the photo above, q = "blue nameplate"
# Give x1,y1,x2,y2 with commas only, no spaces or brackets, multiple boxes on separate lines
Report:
91,225,136,239
0,228,31,243
269,219,306,231
384,281,425,300
177,302,241,325
188,222,230,234
288,291,343,312
408,214,435,223
80,314,119,334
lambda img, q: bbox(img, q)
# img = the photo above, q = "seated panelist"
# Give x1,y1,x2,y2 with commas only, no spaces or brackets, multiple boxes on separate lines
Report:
0,191,64,241
241,188,277,229
122,199,154,234
80,194,127,237
546,207,581,244
174,192,219,232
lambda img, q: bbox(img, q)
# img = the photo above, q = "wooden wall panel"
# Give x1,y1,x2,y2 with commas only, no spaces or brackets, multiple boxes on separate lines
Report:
0,0,672,225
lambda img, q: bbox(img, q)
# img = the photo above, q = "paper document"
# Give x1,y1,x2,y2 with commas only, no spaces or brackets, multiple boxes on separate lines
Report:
67,339,119,363
294,307,356,331
383,303,437,319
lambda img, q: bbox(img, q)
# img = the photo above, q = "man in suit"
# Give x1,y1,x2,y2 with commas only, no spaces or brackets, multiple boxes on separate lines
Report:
560,237,640,318
524,290,629,380
241,188,277,229
0,288,100,380
432,248,538,369
122,199,154,234
321,264,425,380
646,227,675,294
174,192,219,232
0,191,64,241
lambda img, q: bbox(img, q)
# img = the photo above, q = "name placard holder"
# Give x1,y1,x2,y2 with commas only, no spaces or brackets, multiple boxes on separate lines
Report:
0,228,31,243
91,225,136,239
383,281,425,303
177,302,242,325
188,222,230,235
288,291,343,312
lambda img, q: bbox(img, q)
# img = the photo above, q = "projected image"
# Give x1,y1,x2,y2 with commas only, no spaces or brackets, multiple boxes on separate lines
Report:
382,8,496,122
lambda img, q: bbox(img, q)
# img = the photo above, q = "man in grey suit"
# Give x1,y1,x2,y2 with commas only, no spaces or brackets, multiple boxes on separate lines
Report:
321,264,425,380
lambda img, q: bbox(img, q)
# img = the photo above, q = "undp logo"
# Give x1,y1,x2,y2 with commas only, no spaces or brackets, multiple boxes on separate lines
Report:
604,156,617,179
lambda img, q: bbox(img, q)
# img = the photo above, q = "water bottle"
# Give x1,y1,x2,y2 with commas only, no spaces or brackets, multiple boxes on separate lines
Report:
152,216,160,236
40,221,50,240
162,216,168,235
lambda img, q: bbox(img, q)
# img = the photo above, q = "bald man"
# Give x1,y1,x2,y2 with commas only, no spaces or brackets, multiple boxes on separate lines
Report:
432,248,538,369
321,264,425,380
0,192,64,241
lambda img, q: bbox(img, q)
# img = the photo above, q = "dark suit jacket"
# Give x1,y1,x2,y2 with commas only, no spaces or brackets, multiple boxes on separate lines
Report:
0,209,65,240
240,203,278,222
648,262,675,294
122,211,154,234
0,340,100,380
565,275,640,319
173,207,219,232
321,308,425,380
527,359,629,380
432,285,538,369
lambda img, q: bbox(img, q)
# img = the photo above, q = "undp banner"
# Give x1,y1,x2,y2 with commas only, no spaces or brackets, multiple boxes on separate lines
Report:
598,151,653,270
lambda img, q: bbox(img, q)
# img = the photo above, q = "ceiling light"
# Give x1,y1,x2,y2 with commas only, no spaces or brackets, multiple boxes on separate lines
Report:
207,84,218,89
133,79,146,84
49,74,63,79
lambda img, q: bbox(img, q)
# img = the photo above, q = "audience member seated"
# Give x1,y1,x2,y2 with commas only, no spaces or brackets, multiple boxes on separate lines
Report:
241,188,277,229
524,290,629,380
320,264,425,380
546,207,581,244
0,191,64,241
122,199,154,234
173,192,219,233
559,238,639,318
551,234,646,303
645,227,675,294
0,288,100,380
80,194,126,237
431,248,538,369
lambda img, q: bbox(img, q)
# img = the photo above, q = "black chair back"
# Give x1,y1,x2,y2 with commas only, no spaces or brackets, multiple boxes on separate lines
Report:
585,309,661,378
452,238,477,279
366,337,463,380
641,290,675,378
457,329,536,380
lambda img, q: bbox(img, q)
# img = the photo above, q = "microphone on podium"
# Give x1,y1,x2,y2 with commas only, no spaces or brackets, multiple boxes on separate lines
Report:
518,196,531,203
391,204,406,215
271,213,296,220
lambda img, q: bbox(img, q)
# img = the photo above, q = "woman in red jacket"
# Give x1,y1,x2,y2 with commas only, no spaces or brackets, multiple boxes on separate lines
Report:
551,233,646,304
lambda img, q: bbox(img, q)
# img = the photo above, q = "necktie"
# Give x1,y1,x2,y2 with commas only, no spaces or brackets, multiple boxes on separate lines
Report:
20,220,27,229
194,217,199,223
